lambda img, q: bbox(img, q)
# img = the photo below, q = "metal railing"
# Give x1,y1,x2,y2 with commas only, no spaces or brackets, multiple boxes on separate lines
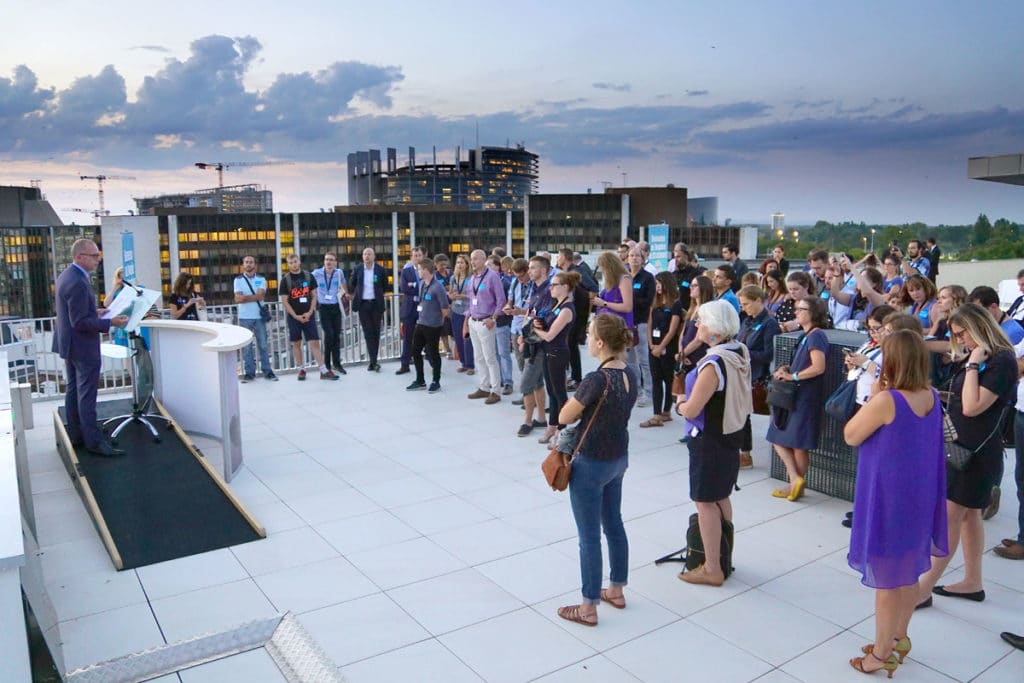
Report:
3,295,405,401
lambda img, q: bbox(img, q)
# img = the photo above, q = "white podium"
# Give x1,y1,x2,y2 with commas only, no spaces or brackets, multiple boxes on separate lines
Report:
140,320,253,481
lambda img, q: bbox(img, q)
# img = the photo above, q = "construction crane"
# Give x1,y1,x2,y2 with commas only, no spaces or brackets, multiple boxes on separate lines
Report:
194,160,294,188
62,207,102,220
79,174,136,217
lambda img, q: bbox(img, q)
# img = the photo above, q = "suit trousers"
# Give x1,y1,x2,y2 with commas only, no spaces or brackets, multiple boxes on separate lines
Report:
319,304,343,370
468,318,501,393
413,324,443,383
65,356,104,447
358,307,384,365
400,314,418,367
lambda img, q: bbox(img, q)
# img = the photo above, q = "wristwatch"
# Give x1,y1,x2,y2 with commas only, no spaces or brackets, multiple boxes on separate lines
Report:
965,362,981,371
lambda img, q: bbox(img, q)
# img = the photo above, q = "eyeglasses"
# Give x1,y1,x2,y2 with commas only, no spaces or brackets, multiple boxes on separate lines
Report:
950,329,968,340
867,326,882,333
81,251,100,258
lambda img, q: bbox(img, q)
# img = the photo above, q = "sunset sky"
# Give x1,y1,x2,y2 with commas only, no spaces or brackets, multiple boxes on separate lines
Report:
2,0,1022,226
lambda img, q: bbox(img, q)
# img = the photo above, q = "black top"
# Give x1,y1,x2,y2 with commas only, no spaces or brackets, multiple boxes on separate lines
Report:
675,264,704,311
168,294,199,321
777,258,790,276
737,309,781,381
630,269,656,324
575,366,638,461
679,318,708,366
650,300,685,349
541,299,575,350
280,270,314,316
949,350,1015,452
776,298,797,325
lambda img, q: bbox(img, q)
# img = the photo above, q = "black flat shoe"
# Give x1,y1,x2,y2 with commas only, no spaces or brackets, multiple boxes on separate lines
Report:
932,586,985,602
914,596,932,610
1001,631,1024,652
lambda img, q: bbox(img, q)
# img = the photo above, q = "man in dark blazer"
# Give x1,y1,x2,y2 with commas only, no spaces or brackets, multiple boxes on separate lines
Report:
53,239,129,456
926,237,941,283
347,247,388,372
396,245,425,374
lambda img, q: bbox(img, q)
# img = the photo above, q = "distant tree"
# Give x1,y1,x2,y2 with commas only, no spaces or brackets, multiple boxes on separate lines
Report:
974,213,992,244
993,218,1020,242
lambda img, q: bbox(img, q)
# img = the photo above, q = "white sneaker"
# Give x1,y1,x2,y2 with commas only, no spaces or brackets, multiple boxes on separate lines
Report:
637,393,651,408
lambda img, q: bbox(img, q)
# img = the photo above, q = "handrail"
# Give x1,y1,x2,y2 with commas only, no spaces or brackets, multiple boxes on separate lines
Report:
3,295,405,401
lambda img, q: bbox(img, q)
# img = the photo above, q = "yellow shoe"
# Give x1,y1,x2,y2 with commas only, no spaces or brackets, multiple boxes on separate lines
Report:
787,476,806,502
772,489,789,498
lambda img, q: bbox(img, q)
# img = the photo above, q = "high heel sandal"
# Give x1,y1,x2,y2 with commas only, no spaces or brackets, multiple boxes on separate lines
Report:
862,637,911,664
850,651,899,678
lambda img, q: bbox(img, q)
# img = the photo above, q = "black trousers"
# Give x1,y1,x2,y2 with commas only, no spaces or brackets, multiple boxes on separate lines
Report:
412,324,443,383
543,346,570,426
650,349,676,414
569,316,588,382
358,307,383,365
319,304,342,370
400,314,418,367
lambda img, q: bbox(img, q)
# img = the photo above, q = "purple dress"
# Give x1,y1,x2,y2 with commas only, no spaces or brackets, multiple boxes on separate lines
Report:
598,282,634,328
848,390,949,589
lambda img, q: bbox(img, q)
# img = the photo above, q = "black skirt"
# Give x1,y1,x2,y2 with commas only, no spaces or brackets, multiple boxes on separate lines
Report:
688,431,740,503
946,442,1002,509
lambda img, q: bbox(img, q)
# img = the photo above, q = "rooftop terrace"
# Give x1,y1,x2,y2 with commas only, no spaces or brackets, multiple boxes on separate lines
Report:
23,354,1024,682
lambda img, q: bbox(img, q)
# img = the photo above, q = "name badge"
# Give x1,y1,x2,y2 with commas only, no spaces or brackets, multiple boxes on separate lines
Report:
681,281,690,287
408,281,415,288
424,294,433,301
323,295,335,303
820,291,830,300
754,323,763,331
652,328,662,339
416,305,423,312
472,297,479,306
633,282,641,290
299,297,308,303
413,296,419,302
373,275,378,283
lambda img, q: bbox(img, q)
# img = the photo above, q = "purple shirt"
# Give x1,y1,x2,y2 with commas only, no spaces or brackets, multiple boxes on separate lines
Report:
466,268,507,319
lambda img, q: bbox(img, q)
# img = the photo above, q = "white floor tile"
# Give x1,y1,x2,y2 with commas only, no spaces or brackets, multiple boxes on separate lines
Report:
387,568,522,635
759,561,875,629
254,556,379,613
230,526,338,577
150,578,278,643
360,475,451,508
245,500,308,534
298,593,431,666
59,602,166,673
535,589,681,651
136,548,250,600
476,545,580,605
532,655,641,682
392,495,494,535
461,481,560,517
47,567,147,621
429,519,545,565
39,536,114,582
341,639,484,683
604,619,772,683
500,503,579,545
439,608,596,683
624,561,753,618
315,510,422,555
284,486,381,525
781,630,956,683
346,536,465,589
973,651,1024,683
421,464,513,494
689,589,843,666
179,648,286,682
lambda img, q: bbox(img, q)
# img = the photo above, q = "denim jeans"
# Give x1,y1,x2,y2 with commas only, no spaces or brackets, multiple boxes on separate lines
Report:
569,454,629,604
495,324,513,387
631,322,651,398
239,317,272,376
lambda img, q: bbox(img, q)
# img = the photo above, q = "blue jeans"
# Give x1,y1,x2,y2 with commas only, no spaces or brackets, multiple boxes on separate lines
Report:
239,318,272,376
495,324,513,387
569,454,629,604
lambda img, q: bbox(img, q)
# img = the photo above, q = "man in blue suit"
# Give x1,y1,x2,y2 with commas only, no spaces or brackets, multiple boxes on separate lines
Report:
53,239,129,456
396,245,425,375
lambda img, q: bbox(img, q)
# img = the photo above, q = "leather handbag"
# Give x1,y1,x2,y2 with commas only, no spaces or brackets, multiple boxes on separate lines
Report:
825,379,859,422
542,371,610,491
671,364,687,396
751,380,769,415
766,378,799,411
944,406,1008,472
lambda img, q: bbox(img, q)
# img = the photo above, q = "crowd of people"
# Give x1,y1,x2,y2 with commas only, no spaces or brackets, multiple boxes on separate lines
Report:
214,238,1024,669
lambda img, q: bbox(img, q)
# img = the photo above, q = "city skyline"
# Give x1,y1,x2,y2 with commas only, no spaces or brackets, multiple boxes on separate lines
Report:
2,0,1022,227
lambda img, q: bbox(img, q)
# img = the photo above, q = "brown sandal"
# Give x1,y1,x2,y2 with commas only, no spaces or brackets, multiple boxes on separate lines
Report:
640,416,664,428
600,589,626,609
557,605,597,627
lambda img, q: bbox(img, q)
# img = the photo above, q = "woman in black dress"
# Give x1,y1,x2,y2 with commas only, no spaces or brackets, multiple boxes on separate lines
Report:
532,271,580,444
168,272,204,321
917,303,1016,607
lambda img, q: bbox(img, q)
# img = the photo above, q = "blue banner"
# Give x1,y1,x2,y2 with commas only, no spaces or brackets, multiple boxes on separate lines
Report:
647,224,670,272
121,231,136,284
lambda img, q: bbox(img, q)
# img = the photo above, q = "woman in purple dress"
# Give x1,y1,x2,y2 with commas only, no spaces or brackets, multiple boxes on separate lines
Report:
843,330,948,677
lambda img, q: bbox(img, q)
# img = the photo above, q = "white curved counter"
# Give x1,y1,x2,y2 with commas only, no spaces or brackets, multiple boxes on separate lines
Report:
140,319,253,480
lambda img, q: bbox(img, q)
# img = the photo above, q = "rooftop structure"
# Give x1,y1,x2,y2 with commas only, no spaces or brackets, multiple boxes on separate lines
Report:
968,153,1024,186
134,184,273,215
347,145,538,210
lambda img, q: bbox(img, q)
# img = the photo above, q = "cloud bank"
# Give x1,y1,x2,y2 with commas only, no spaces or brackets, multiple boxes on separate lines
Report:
2,33,1022,179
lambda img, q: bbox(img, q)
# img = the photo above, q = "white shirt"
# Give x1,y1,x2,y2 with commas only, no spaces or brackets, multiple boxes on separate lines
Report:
362,266,375,301
1014,337,1024,412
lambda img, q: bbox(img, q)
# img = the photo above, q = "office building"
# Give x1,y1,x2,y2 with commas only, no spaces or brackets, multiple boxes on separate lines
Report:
134,184,273,215
347,145,538,210
771,212,785,233
688,197,719,226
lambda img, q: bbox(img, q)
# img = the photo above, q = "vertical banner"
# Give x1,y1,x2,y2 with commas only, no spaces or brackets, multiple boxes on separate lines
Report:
647,224,670,272
121,231,136,284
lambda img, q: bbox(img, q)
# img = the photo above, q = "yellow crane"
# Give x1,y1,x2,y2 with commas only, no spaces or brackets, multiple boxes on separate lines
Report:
194,160,294,188
79,174,136,216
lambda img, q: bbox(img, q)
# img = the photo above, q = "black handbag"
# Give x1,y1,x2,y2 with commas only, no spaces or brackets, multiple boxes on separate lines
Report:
242,274,272,322
685,508,734,578
825,379,859,422
944,406,1009,472
767,379,799,411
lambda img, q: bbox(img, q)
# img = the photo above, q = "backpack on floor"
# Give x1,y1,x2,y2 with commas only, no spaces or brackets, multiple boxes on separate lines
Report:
684,511,735,578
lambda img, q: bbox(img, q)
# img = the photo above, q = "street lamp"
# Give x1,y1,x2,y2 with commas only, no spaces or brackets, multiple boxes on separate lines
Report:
861,236,867,251
870,228,876,253
792,230,800,243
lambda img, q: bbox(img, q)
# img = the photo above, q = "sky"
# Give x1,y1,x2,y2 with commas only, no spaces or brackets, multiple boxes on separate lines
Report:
2,0,1022,227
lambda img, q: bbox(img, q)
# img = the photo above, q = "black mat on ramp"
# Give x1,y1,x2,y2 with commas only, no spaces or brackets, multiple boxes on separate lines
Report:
57,399,263,570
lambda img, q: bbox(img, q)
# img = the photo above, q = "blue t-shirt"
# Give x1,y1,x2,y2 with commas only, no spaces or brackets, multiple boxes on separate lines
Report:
1001,318,1024,345
233,273,268,320
717,288,740,314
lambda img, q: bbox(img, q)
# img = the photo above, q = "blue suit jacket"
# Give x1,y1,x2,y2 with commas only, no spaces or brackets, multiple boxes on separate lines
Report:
399,262,420,319
52,264,111,362
348,263,388,314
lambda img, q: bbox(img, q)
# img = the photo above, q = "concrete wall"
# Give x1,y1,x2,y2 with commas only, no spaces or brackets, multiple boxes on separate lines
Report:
936,258,1024,307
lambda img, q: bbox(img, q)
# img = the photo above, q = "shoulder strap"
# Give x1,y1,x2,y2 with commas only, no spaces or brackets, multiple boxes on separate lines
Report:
572,370,612,457
242,274,257,295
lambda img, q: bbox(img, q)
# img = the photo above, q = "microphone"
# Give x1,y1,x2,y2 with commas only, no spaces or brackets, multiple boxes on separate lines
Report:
121,279,144,295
